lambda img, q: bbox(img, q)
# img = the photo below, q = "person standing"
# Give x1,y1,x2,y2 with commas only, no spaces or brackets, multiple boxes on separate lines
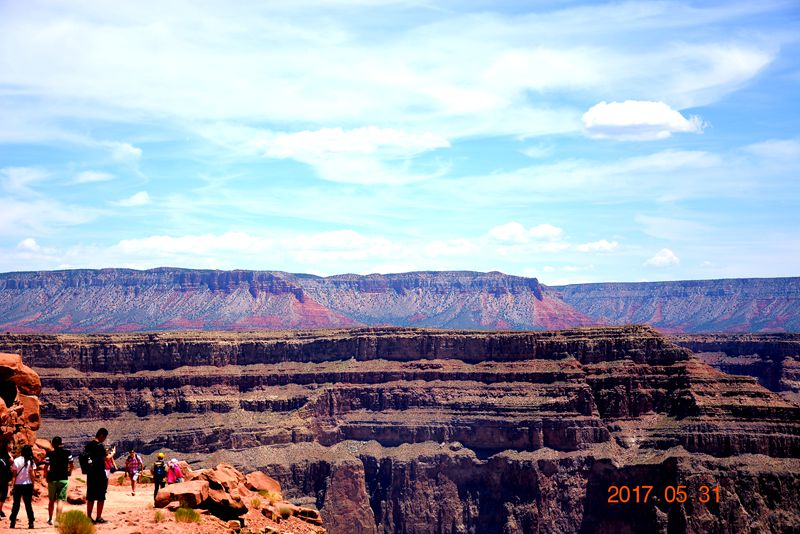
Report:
43,436,73,525
84,427,109,524
152,452,167,502
9,444,36,529
124,449,144,496
0,439,12,519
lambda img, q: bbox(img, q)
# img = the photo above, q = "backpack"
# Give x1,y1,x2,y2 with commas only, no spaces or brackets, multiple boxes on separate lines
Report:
78,448,92,475
153,460,166,478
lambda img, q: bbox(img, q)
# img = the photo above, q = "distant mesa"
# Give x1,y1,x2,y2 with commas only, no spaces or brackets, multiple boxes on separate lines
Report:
0,268,798,333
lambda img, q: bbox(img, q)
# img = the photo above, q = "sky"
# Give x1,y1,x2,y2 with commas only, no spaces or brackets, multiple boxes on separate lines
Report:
1,0,799,285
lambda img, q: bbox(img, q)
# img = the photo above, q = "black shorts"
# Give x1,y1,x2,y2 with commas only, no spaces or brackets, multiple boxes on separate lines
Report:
0,478,8,501
86,472,108,502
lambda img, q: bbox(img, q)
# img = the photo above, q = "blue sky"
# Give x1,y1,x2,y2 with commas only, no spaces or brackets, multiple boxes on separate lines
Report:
1,0,798,284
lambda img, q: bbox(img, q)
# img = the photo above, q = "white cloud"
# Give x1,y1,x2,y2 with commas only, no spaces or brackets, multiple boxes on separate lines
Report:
16,238,41,252
1,167,49,195
264,127,450,185
488,222,563,243
644,248,680,267
582,100,704,141
0,2,779,146
266,127,449,158
74,170,114,183
575,239,618,252
104,141,142,161
744,139,800,160
114,191,151,207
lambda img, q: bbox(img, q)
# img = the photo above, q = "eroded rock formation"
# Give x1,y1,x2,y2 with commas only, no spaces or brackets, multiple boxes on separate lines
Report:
6,326,800,533
672,333,800,405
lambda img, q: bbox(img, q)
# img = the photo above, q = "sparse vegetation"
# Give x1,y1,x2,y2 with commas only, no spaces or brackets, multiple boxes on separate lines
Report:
278,505,293,520
174,507,201,523
154,510,164,523
117,474,126,485
140,473,153,484
259,489,282,503
57,510,95,534
76,477,86,484
251,497,262,508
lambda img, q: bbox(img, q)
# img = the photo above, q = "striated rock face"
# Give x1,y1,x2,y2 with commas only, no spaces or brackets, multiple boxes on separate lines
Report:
0,268,594,333
553,277,800,333
3,268,800,333
672,333,800,405
7,325,800,533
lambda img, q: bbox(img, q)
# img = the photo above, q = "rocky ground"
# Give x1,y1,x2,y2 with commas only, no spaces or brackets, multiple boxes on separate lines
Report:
0,470,322,533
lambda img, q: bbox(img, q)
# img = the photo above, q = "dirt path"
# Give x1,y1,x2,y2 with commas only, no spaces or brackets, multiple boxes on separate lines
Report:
0,472,323,533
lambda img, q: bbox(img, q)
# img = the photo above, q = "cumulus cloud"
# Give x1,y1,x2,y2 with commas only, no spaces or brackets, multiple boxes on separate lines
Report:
575,239,618,252
74,170,114,183
582,100,705,141
644,248,680,267
114,191,151,207
16,238,41,252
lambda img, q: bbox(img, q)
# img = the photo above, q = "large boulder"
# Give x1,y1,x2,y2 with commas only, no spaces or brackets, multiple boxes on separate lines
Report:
0,353,41,396
204,486,248,519
245,471,281,495
198,463,245,492
154,480,210,508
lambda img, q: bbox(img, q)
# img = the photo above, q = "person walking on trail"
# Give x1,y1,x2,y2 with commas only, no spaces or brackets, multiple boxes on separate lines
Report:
152,453,167,501
125,449,144,496
0,438,12,519
84,427,109,524
43,436,73,526
9,444,36,529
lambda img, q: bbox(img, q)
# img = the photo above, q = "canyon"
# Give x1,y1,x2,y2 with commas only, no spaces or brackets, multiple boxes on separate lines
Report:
1,268,798,333
1,325,798,533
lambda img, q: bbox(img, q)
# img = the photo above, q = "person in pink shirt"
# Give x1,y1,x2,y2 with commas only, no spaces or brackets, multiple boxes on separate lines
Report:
166,458,184,484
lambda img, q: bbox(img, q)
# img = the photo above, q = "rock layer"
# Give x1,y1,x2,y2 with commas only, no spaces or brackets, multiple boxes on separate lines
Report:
672,333,800,404
7,325,800,533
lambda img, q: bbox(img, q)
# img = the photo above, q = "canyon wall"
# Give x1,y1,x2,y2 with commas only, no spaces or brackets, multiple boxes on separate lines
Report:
553,277,800,333
672,333,800,404
4,326,800,533
2,268,799,333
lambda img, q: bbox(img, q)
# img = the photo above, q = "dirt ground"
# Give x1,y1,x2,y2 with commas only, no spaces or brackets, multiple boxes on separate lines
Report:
0,471,322,533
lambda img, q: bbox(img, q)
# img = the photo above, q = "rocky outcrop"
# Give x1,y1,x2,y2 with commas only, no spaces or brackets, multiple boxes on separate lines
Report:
10,325,800,532
0,352,42,449
552,277,800,332
672,333,800,404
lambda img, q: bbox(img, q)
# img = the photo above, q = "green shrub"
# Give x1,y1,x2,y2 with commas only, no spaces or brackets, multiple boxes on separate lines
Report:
278,505,293,520
57,510,95,534
154,510,164,523
140,473,152,484
117,474,126,485
251,497,262,509
174,507,201,523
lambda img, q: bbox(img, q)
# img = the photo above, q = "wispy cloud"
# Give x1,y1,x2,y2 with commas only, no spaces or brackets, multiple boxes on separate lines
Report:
114,191,151,207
